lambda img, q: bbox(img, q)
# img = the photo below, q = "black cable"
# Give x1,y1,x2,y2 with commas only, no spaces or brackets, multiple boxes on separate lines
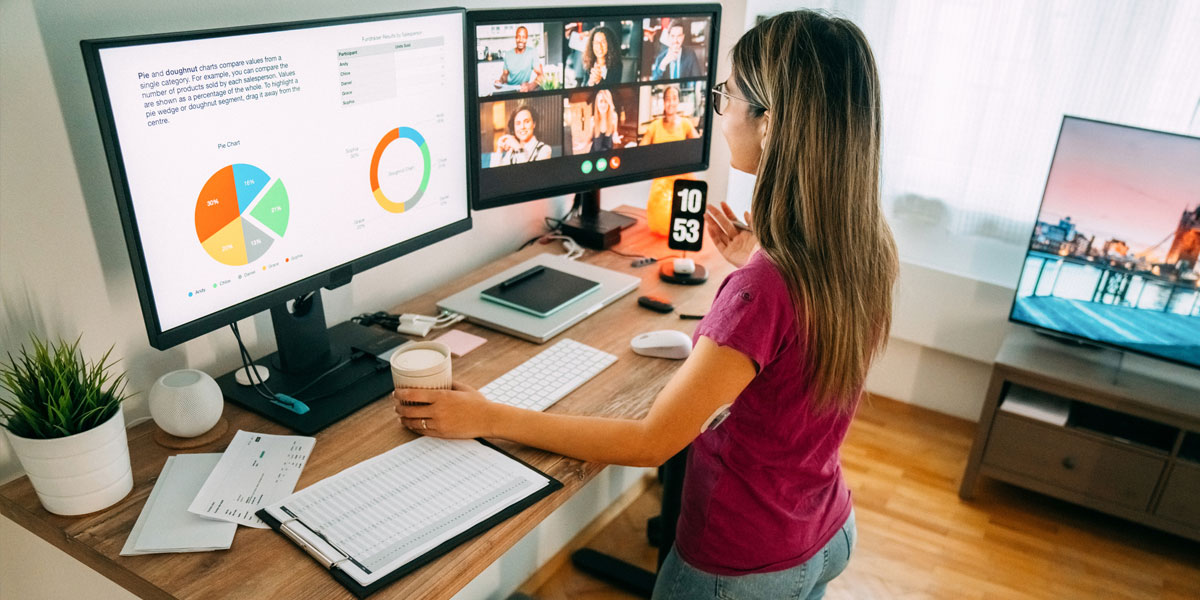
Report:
352,311,401,330
287,354,360,398
546,200,580,232
302,364,386,403
229,321,365,403
520,206,576,251
606,247,646,258
230,322,275,400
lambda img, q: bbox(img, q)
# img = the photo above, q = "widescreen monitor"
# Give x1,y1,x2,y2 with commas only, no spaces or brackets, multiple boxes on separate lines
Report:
82,8,471,351
1010,116,1200,369
83,8,472,432
468,5,720,211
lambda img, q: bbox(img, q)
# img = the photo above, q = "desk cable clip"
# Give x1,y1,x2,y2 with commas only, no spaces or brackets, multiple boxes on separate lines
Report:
271,393,310,415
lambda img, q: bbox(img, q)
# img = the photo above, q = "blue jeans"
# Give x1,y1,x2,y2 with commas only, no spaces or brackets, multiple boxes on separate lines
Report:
652,510,856,600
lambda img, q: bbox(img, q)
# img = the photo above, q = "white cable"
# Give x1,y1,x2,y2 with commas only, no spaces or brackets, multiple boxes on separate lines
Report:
545,235,584,260
431,314,465,329
434,309,461,323
127,415,154,428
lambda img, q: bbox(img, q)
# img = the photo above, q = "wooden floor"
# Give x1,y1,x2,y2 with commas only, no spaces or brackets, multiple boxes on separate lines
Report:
524,396,1200,600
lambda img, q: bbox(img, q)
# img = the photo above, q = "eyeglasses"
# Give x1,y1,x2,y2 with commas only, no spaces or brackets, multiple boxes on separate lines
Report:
711,81,765,115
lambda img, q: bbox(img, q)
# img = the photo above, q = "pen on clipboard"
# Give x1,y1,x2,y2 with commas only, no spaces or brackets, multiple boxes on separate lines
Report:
500,265,545,289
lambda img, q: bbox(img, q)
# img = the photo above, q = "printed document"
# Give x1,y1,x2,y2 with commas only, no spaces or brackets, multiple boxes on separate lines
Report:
189,430,315,528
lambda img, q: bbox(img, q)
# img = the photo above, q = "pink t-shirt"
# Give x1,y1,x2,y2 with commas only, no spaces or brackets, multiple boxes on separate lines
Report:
675,251,857,575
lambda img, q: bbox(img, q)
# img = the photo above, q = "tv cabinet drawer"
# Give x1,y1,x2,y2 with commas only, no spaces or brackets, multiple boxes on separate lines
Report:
983,414,1165,510
1156,462,1200,529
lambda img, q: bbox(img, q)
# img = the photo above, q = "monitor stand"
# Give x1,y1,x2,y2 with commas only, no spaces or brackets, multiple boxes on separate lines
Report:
560,189,636,250
214,290,409,435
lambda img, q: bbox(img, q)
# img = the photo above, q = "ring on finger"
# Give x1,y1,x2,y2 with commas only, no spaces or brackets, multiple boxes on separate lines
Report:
421,418,428,431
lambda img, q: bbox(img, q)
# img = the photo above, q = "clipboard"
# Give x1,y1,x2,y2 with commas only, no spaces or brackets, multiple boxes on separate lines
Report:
257,438,562,599
479,265,601,317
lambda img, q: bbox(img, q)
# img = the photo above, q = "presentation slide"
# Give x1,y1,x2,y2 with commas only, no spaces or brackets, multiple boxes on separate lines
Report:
96,12,468,331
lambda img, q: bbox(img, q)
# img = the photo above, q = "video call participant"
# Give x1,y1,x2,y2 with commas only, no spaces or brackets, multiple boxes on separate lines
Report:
641,85,699,144
490,105,551,166
589,89,622,152
400,9,895,599
583,25,623,86
651,19,702,80
495,26,543,92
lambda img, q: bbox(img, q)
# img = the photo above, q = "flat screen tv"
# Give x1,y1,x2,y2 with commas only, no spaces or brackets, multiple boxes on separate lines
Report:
1009,116,1200,369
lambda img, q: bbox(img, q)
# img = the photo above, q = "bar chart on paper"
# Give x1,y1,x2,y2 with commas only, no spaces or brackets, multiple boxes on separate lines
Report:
195,163,290,266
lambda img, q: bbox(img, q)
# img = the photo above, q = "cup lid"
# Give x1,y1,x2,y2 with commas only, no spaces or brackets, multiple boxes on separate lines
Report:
389,341,451,377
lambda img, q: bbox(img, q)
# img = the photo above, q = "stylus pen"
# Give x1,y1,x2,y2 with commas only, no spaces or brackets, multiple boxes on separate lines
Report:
501,265,545,289
709,211,752,233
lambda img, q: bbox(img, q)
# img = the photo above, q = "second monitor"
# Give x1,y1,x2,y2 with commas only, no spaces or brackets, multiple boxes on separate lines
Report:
469,4,721,241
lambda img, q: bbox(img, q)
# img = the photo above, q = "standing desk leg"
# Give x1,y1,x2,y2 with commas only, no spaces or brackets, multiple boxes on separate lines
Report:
569,447,689,598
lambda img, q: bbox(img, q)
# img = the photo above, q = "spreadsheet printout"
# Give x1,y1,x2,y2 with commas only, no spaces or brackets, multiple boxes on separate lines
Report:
263,437,554,586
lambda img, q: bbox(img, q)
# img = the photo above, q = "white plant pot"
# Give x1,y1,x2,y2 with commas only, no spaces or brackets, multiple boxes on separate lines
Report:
4,409,133,516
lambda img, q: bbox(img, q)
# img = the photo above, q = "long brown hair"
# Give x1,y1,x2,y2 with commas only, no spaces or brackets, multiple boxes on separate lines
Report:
731,11,898,412
583,25,619,70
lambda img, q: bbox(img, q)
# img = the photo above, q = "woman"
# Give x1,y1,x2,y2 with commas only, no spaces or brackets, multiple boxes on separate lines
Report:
589,89,621,152
400,10,897,599
641,85,699,144
583,25,622,87
489,104,551,167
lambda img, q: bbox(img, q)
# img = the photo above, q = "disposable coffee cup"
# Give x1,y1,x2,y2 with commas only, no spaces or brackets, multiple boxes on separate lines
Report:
390,341,453,390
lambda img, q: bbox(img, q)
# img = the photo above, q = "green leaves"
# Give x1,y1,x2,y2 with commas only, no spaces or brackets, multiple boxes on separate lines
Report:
0,335,129,440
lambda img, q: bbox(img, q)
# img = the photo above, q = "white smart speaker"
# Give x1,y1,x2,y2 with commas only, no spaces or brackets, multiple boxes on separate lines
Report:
148,369,226,447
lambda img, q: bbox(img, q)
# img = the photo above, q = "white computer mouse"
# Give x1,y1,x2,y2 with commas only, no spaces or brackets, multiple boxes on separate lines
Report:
631,330,693,360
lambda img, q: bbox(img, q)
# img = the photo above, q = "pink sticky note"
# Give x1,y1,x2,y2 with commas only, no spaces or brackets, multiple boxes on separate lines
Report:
435,329,488,357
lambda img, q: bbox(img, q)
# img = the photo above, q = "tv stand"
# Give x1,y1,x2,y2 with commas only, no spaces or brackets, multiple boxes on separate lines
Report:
960,329,1200,541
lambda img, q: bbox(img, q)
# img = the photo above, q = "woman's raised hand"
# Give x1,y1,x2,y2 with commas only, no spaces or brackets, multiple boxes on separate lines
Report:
496,134,518,154
705,201,757,268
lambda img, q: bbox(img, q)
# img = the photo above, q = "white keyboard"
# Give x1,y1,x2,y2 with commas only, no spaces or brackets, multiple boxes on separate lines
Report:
480,338,617,412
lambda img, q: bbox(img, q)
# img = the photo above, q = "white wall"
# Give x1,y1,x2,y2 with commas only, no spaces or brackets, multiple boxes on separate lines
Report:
0,0,744,596
733,1,1200,422
0,0,738,482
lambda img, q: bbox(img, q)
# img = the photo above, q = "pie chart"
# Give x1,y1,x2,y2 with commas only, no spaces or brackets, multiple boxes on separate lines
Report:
369,126,431,214
195,163,289,266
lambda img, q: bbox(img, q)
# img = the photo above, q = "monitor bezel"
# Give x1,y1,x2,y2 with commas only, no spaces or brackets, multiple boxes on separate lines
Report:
1007,114,1200,371
80,7,473,350
467,4,722,211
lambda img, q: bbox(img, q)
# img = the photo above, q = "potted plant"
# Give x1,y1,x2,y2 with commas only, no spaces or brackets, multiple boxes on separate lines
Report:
0,335,133,516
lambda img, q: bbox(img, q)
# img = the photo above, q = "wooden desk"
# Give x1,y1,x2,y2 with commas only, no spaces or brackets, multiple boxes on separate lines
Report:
0,207,734,600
